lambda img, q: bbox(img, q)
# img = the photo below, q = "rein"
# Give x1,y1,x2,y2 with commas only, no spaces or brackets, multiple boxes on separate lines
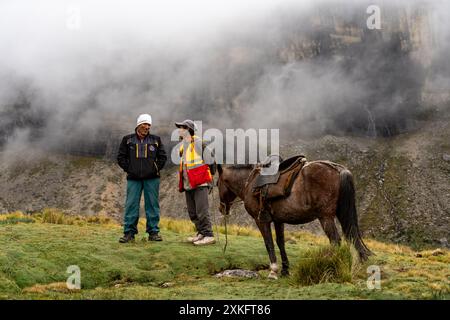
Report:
217,166,256,254
212,182,243,254
218,198,242,255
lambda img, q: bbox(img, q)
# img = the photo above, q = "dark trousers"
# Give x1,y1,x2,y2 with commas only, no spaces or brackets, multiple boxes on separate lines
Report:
185,187,213,237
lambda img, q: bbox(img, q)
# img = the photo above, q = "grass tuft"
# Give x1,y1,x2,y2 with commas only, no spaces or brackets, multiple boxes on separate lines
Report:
0,212,35,225
293,244,354,286
33,208,114,226
40,208,70,225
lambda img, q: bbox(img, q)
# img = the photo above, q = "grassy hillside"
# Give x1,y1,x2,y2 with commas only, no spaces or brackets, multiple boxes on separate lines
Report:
0,211,448,300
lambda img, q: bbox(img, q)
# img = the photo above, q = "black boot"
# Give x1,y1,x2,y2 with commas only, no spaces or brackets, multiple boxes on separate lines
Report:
148,232,163,241
119,233,135,243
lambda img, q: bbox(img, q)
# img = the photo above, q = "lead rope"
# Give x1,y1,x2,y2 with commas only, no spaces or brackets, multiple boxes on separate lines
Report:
213,169,252,255
221,198,246,255
211,184,231,255
217,165,262,254
210,183,222,249
218,199,243,255
223,213,228,254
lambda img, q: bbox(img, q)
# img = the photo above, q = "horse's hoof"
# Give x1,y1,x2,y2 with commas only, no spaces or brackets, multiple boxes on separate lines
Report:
281,270,290,277
268,271,278,280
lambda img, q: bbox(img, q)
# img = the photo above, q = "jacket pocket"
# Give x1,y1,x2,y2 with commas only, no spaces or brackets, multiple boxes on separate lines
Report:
127,159,138,178
139,159,156,179
154,162,160,176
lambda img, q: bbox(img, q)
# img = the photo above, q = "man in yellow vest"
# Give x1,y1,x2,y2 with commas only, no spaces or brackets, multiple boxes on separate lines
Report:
175,119,216,246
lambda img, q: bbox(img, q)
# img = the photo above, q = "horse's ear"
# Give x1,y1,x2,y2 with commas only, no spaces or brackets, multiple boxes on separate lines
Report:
217,164,223,176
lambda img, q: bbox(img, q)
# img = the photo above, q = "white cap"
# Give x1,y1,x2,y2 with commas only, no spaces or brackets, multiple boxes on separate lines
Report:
136,114,152,128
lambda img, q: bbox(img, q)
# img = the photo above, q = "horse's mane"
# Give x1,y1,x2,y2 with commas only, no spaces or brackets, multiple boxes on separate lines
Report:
216,163,254,175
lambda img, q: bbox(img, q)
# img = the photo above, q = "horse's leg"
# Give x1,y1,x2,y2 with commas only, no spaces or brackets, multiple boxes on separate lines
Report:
256,221,278,280
274,222,289,277
319,216,341,245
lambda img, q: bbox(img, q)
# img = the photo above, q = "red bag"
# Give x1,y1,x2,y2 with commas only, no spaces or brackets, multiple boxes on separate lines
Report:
187,164,212,189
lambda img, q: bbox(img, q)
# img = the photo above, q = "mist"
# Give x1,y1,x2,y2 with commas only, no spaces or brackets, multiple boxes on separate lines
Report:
0,0,449,162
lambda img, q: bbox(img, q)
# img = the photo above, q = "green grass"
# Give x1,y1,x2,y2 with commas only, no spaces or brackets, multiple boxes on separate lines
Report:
0,212,448,300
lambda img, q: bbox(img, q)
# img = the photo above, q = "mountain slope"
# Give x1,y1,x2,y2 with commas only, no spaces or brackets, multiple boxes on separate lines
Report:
0,105,448,249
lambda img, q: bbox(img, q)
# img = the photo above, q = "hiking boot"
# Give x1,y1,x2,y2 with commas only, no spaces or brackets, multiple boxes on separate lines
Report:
193,236,216,246
119,233,135,243
148,232,163,241
187,233,204,243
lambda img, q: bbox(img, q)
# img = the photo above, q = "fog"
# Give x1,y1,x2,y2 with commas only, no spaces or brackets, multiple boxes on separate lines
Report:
0,0,449,162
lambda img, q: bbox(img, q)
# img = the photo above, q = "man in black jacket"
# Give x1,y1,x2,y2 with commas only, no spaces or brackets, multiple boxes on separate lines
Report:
117,114,167,243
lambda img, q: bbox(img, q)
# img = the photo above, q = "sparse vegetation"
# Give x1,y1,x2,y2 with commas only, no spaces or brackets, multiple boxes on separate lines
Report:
91,204,104,213
28,159,55,176
69,156,101,169
107,175,121,184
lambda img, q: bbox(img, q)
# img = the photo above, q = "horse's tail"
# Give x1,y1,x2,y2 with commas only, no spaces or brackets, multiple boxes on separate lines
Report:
217,164,223,175
336,169,372,261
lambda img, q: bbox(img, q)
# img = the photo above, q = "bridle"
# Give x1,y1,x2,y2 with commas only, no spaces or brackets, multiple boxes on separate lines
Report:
219,199,243,215
217,165,259,215
216,165,258,254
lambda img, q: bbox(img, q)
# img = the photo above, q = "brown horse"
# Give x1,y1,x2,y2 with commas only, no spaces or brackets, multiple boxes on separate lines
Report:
216,160,372,279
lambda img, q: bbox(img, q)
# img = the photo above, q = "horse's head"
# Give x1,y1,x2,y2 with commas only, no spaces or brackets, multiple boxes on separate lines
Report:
216,164,256,215
216,164,238,216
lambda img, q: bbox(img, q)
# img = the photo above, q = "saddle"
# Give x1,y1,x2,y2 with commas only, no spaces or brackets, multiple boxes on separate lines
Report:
251,155,307,222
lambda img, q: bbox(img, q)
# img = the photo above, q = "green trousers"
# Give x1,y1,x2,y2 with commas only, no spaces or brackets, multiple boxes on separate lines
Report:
123,178,160,235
